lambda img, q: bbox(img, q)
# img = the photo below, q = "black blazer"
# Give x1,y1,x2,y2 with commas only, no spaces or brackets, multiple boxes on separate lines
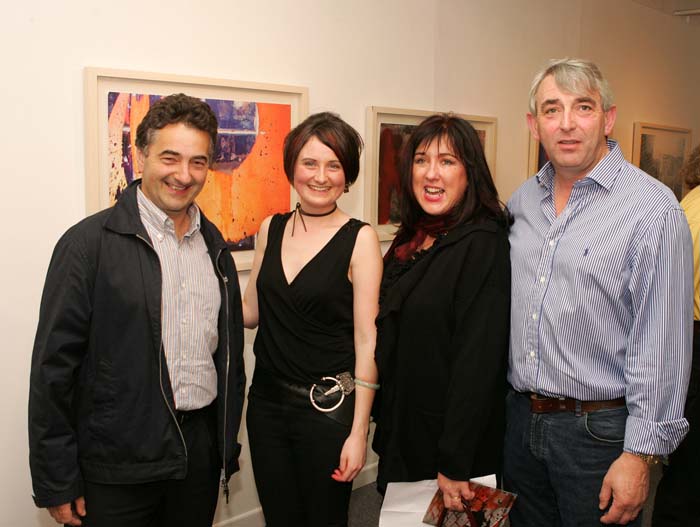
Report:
373,219,510,486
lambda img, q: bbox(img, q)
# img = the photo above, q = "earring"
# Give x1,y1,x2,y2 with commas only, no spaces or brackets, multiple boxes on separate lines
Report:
344,183,350,193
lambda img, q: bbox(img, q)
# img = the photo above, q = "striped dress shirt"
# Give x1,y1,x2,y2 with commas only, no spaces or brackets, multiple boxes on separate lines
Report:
508,140,693,455
138,188,221,411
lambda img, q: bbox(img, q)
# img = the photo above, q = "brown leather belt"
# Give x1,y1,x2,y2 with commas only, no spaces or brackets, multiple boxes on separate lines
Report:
528,393,626,414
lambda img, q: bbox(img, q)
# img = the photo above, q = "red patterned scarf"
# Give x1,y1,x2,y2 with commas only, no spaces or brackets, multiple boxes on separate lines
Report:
386,215,451,263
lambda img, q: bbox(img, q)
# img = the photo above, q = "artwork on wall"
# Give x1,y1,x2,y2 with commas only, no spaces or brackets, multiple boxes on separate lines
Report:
632,122,692,200
527,135,549,176
84,68,308,270
365,107,497,241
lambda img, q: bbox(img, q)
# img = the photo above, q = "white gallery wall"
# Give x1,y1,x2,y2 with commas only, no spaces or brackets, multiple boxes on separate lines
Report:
1,1,699,526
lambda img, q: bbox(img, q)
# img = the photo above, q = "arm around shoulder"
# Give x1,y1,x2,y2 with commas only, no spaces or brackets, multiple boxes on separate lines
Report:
242,215,272,329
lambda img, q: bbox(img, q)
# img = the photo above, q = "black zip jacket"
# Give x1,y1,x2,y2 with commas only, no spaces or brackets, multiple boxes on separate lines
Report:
28,180,245,508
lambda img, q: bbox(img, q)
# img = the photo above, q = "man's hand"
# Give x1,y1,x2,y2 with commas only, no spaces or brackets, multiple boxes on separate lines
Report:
599,452,650,524
47,497,86,526
438,472,475,511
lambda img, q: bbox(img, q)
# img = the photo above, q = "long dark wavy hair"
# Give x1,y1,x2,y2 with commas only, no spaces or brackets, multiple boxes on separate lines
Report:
396,113,509,241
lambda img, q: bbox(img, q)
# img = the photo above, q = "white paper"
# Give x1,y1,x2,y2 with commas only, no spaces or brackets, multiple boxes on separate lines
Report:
378,475,497,527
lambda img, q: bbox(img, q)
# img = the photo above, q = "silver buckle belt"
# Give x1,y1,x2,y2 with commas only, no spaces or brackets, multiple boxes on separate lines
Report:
309,372,355,413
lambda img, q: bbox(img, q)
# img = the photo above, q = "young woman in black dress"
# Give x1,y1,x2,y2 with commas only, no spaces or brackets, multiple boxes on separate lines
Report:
242,112,382,526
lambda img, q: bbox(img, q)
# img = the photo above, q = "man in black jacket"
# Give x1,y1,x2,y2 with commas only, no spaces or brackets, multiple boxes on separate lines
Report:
29,93,245,527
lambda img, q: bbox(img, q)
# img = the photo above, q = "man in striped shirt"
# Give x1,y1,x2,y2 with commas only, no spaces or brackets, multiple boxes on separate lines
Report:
29,94,245,527
505,58,693,526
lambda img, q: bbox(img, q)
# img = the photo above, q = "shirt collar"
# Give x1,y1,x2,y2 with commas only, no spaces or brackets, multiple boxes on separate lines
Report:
535,139,623,192
137,186,201,237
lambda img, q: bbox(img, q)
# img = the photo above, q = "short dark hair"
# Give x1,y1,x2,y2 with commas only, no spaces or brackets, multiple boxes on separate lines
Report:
397,113,508,238
135,93,218,164
683,144,700,190
283,112,363,186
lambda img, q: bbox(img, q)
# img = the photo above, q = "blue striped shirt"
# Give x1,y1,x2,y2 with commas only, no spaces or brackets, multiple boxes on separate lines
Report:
508,140,693,455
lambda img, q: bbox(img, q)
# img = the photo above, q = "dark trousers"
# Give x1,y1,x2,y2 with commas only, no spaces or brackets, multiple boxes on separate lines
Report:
79,405,220,527
503,390,641,527
652,322,700,526
246,389,353,527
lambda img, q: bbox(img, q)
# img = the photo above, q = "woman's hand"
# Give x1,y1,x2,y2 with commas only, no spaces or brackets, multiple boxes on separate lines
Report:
331,432,367,482
438,472,475,511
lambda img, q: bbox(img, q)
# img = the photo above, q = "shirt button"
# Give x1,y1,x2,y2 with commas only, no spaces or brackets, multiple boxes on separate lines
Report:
548,240,554,247
539,276,545,283
157,234,164,242
181,283,186,289
532,313,538,320
181,318,187,325
530,351,535,358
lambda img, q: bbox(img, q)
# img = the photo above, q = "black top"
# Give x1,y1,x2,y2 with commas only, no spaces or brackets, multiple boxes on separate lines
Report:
373,219,511,487
379,235,444,306
253,212,367,384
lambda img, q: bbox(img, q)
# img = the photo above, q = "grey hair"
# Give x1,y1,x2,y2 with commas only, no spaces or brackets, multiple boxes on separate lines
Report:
528,58,614,115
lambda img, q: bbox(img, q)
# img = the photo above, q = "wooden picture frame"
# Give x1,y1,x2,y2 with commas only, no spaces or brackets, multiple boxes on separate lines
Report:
527,134,548,177
84,67,308,270
364,107,497,241
632,122,692,200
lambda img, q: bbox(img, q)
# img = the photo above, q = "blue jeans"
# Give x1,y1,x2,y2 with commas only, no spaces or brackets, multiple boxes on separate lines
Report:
503,390,642,527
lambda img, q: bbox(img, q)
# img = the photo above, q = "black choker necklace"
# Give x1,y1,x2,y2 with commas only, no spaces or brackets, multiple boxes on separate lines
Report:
292,202,337,236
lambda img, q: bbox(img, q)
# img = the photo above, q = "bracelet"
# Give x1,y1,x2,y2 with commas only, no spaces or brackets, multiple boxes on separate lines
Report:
354,378,380,390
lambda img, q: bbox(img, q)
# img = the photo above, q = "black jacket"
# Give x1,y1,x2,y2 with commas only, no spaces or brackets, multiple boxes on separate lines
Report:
28,181,245,508
373,219,510,487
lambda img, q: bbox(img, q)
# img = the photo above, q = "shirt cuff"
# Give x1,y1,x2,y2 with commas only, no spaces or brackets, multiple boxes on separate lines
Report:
624,415,689,455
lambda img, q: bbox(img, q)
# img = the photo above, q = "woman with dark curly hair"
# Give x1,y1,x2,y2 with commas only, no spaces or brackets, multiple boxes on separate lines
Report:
372,114,511,512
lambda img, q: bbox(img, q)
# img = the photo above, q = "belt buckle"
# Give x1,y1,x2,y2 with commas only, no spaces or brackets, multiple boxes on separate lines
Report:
309,373,354,413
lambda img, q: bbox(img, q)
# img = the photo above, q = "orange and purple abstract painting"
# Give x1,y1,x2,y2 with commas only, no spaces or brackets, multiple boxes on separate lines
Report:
107,92,291,250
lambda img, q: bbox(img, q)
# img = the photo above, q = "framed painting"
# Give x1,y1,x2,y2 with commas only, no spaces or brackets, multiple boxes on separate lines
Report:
632,122,692,200
85,67,308,270
365,107,497,241
527,134,549,176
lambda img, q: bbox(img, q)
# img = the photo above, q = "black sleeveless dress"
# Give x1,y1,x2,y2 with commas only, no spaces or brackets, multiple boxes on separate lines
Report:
253,212,367,384
246,212,369,527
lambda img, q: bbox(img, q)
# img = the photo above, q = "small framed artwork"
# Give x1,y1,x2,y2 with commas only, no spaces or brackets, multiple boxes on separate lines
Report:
365,107,497,241
632,122,692,200
84,67,308,270
527,134,549,176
